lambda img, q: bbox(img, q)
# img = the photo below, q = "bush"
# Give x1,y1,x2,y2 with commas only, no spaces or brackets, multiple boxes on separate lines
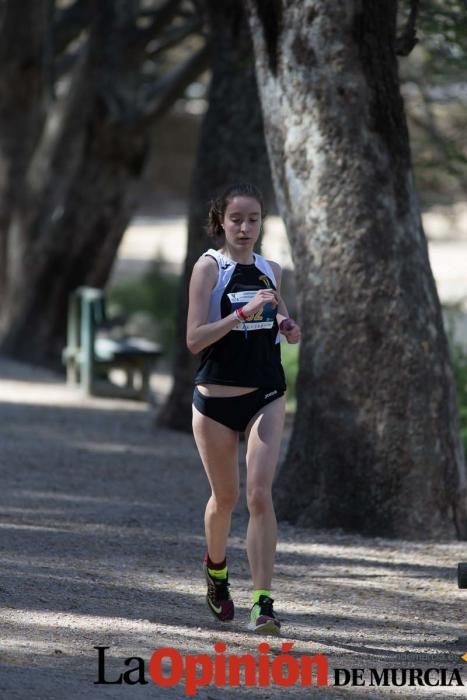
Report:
280,341,299,413
451,343,467,457
444,305,467,456
107,258,180,365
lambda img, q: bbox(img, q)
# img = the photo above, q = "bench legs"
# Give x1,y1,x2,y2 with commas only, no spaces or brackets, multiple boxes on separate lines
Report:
117,361,153,400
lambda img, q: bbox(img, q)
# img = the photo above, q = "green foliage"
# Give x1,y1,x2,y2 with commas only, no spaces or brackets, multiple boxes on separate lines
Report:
398,0,467,81
417,0,467,81
397,0,467,203
281,341,299,413
444,305,467,454
450,343,467,457
107,258,180,365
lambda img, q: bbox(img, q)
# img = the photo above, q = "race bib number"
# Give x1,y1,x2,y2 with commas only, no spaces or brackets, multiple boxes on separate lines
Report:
228,290,275,331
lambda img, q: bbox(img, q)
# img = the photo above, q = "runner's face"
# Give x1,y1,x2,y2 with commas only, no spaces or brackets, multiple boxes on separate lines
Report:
222,197,262,251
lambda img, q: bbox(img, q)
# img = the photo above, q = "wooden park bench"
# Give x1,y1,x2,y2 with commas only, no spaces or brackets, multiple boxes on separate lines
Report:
62,287,163,400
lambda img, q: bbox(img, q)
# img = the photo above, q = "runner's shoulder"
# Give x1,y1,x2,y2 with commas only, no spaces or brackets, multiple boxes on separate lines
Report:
267,259,282,283
192,253,219,286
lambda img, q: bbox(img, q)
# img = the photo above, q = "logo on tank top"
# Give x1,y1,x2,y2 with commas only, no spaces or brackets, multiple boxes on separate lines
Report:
258,274,272,288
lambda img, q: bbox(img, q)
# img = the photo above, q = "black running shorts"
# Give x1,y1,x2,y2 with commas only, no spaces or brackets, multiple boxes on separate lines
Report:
192,386,285,432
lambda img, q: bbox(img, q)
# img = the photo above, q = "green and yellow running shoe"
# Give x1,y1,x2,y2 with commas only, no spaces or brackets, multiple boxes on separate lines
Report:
247,594,281,635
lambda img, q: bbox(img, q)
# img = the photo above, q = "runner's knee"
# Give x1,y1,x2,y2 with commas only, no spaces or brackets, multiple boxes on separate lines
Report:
210,490,239,513
247,485,273,516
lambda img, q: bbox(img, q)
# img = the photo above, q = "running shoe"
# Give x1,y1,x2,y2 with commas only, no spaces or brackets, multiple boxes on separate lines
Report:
247,594,281,635
203,561,234,622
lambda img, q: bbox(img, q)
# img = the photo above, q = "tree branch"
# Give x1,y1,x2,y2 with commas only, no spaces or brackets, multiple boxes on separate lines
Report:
26,41,94,205
146,18,204,58
54,0,91,55
137,41,210,123
396,0,419,57
125,0,185,54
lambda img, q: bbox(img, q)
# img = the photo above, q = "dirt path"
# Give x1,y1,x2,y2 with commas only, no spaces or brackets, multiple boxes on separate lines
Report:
0,357,466,699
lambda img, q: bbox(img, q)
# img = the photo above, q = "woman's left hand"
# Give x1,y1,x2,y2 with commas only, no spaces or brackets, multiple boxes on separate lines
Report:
280,318,301,344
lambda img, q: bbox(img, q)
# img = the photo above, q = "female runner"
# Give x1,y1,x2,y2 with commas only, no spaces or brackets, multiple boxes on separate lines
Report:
187,182,301,635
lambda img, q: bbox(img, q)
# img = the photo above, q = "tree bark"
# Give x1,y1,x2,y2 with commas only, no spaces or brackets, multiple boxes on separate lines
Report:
158,0,274,431
245,0,467,539
0,0,51,306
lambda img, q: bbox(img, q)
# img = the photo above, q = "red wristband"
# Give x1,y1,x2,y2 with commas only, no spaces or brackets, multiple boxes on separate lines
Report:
237,306,248,321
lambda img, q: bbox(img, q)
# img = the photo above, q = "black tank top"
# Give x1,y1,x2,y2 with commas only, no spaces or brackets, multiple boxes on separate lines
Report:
194,249,286,390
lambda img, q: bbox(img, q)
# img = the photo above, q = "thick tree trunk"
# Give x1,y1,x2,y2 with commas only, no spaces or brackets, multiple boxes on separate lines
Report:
245,0,467,538
0,0,207,367
158,0,274,431
1,114,145,364
0,1,50,305
0,5,145,366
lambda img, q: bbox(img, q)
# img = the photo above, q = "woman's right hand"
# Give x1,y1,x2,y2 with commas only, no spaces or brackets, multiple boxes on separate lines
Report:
241,289,279,317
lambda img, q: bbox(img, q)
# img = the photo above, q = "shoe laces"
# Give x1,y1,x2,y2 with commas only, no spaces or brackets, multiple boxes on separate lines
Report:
209,574,230,602
258,595,275,617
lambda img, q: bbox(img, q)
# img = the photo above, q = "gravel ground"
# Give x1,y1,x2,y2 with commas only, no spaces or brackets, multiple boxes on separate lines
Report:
0,357,466,699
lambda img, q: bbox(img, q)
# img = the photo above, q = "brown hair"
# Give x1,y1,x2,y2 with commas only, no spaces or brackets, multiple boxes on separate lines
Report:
206,183,265,240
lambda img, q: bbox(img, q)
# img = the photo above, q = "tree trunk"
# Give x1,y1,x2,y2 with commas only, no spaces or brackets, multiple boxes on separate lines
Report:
158,0,274,431
0,0,51,306
0,0,207,367
0,4,145,365
1,111,146,364
245,0,467,539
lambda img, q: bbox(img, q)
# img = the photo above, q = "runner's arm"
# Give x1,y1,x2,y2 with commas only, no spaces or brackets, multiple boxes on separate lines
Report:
186,257,240,354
